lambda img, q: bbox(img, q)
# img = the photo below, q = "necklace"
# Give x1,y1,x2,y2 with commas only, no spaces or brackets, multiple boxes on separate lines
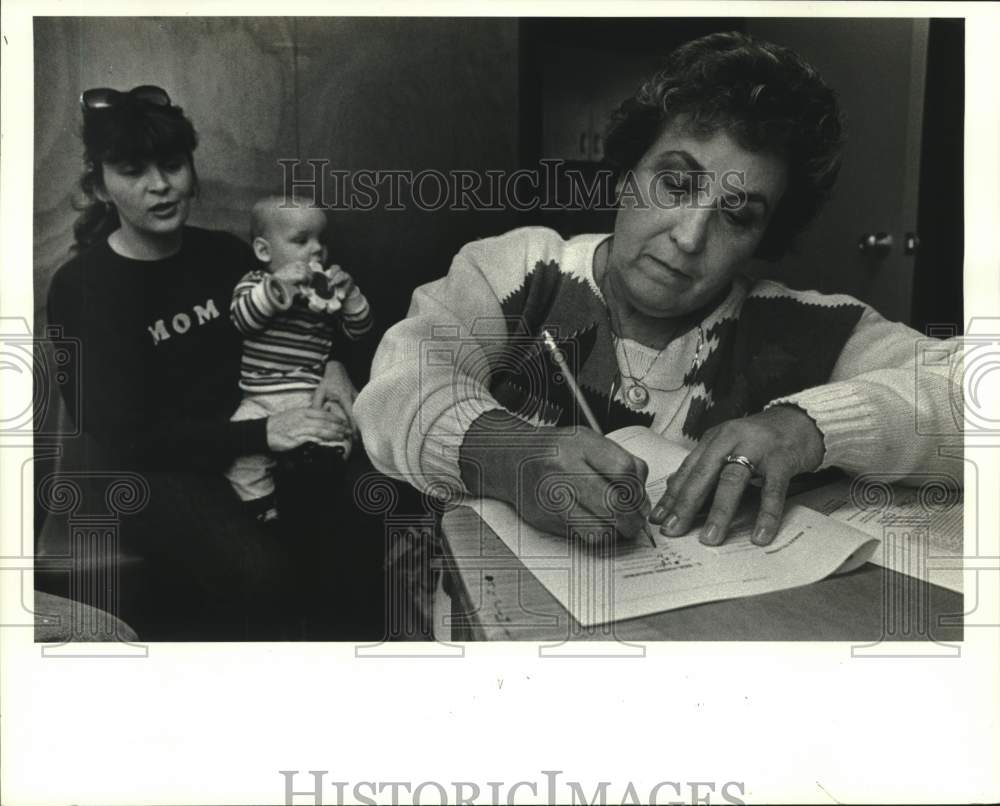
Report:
594,243,706,412
613,327,705,409
616,337,666,409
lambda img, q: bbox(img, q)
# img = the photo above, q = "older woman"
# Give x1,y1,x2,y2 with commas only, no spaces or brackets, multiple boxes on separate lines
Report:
354,32,959,549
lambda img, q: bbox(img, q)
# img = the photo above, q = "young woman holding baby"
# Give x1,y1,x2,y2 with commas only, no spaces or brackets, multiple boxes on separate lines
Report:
45,86,384,639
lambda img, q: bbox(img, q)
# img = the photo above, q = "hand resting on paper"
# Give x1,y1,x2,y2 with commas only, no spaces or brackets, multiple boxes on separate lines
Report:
649,405,825,547
459,411,652,542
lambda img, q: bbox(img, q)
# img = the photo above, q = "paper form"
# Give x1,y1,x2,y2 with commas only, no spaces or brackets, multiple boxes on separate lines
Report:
609,425,685,502
469,426,878,627
789,481,964,594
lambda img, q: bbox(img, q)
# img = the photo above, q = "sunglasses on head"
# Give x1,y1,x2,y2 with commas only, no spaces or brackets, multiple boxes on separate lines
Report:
80,85,172,111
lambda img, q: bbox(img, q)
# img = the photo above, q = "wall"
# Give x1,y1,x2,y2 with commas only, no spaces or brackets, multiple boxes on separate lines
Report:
33,17,521,340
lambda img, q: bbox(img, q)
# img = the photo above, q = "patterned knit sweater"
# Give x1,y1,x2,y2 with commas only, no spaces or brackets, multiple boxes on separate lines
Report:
231,269,373,393
355,227,961,493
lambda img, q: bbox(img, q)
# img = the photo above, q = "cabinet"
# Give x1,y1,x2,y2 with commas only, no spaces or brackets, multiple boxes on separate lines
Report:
519,19,740,238
539,45,654,161
525,19,741,164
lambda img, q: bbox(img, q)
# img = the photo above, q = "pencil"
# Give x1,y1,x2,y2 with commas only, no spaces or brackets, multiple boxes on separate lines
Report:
541,329,602,432
541,329,657,548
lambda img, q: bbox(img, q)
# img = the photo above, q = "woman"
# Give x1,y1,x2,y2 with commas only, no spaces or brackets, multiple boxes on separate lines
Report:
355,32,961,550
46,86,360,638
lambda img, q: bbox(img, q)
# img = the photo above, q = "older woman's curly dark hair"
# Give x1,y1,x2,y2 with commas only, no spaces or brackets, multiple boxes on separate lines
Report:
603,31,845,260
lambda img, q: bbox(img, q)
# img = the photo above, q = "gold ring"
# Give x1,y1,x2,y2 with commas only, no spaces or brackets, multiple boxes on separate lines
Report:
724,454,757,475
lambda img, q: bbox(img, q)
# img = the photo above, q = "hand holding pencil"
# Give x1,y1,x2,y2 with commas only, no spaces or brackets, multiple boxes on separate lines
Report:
461,332,657,547
541,330,657,547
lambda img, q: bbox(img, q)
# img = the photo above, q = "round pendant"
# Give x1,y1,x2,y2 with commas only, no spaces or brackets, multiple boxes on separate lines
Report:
625,382,650,409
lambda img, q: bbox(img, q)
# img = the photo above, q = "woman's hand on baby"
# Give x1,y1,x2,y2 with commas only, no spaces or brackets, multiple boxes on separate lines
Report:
461,415,651,542
312,393,357,440
266,407,351,452
649,405,825,547
311,361,359,439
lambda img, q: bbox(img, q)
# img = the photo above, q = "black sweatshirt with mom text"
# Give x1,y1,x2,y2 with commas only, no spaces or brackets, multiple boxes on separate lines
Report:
47,227,269,472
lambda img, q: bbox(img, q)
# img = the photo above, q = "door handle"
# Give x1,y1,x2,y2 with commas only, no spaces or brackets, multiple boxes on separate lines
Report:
858,232,893,257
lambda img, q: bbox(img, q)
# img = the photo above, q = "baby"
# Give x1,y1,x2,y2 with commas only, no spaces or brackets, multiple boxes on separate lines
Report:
226,196,373,522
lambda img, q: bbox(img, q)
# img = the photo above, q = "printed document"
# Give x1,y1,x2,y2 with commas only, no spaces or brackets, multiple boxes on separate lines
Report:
470,426,878,627
789,479,963,593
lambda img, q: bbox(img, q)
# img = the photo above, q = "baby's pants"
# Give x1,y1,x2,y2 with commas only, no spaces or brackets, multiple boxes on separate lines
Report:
226,389,351,502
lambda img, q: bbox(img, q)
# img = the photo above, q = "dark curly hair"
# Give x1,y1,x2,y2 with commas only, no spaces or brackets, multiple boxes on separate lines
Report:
603,31,845,260
73,93,199,251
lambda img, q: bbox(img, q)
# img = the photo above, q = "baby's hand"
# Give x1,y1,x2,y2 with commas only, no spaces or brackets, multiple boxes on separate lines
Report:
272,261,311,288
329,266,368,315
328,266,357,300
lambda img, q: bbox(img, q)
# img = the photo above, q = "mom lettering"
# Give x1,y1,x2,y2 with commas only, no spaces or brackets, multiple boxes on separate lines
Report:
147,299,220,345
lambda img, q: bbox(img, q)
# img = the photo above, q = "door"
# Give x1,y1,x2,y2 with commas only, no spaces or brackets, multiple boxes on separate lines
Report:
744,18,930,326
